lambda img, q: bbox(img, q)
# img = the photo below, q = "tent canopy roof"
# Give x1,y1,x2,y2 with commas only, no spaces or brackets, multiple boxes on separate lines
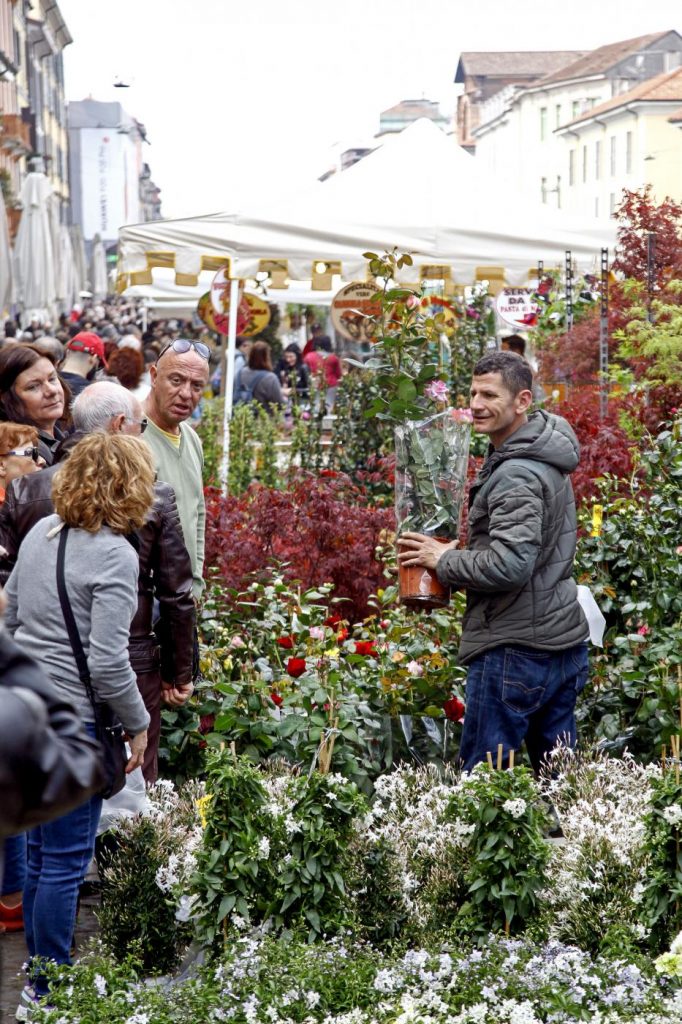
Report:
120,119,615,293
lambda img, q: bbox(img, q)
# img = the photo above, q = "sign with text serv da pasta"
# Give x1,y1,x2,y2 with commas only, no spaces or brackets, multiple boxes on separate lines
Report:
495,288,540,330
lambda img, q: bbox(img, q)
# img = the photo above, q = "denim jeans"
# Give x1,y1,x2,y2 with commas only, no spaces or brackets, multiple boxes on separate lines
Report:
460,643,589,773
23,723,102,996
2,833,27,895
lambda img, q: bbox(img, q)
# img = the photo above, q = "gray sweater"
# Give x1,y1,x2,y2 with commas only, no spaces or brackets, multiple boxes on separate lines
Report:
4,515,150,736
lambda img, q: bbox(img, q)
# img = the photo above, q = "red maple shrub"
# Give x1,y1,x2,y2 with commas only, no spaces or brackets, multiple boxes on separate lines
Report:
553,390,636,505
536,311,601,385
203,471,394,621
612,186,682,285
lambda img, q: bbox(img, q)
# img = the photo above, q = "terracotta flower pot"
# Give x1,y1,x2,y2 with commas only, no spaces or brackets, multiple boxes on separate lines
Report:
398,537,450,610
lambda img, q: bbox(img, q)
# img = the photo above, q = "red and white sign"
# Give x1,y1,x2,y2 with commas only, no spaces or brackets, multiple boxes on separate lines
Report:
495,288,540,329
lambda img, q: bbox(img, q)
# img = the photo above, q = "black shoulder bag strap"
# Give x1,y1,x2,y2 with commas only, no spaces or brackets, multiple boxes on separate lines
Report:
55,525,99,720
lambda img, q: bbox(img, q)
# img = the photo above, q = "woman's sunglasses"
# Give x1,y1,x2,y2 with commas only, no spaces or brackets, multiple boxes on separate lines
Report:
0,447,41,462
157,339,210,361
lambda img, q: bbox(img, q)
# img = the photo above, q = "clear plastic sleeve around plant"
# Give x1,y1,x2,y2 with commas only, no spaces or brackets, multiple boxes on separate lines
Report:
395,410,471,538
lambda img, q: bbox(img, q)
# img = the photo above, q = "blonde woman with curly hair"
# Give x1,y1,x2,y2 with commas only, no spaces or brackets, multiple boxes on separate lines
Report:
4,433,155,1011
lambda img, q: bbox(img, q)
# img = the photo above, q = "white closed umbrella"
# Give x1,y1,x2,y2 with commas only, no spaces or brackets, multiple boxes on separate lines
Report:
56,225,77,314
69,224,88,300
14,167,57,325
89,233,108,301
0,187,13,315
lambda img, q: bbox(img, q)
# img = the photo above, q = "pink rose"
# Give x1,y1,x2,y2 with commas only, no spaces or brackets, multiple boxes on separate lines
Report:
451,408,473,423
405,294,420,310
425,379,450,403
406,660,423,677
309,626,325,641
637,624,650,636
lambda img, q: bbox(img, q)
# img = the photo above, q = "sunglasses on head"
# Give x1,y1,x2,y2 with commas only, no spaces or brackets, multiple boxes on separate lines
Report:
157,339,210,362
0,447,41,462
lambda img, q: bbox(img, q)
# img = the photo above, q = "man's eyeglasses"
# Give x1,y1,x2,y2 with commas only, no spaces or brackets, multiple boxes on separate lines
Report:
0,447,41,462
128,417,148,434
157,339,210,362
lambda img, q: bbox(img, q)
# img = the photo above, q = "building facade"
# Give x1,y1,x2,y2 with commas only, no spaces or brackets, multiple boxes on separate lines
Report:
0,0,71,229
470,31,682,214
454,51,585,152
555,66,682,221
68,98,162,249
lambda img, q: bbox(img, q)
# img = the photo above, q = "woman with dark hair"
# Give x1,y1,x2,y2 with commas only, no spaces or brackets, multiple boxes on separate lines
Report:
275,343,309,400
0,346,69,465
237,339,283,413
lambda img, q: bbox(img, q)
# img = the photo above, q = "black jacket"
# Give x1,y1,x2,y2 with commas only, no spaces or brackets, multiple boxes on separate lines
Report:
0,461,195,686
0,629,103,842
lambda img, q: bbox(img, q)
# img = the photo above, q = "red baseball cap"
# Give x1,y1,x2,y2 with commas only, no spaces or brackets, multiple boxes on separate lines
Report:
67,332,108,368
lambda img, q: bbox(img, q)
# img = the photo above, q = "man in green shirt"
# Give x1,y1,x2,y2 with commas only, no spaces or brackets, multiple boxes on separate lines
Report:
143,340,210,600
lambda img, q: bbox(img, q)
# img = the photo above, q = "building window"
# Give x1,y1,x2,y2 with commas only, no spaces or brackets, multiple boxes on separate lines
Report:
541,176,547,203
626,131,633,173
572,100,580,119
609,193,616,215
569,149,575,185
582,145,588,183
595,140,601,179
610,136,616,175
555,104,562,128
540,107,547,141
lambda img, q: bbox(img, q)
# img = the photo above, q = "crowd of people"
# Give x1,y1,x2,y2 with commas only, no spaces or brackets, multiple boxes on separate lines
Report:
0,294,582,1022
0,299,210,1019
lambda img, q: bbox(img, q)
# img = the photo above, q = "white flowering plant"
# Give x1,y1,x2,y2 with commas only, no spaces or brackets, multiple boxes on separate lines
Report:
30,929,682,1024
96,779,202,975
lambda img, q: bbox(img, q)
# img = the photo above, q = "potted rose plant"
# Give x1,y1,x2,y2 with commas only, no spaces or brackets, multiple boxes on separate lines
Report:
358,250,472,608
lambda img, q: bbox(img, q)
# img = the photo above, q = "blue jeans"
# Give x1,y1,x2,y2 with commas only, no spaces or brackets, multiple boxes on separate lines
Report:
24,724,102,996
2,833,27,895
460,643,589,773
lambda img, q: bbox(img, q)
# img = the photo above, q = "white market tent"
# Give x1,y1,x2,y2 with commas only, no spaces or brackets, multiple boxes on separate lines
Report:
118,119,617,486
118,118,616,294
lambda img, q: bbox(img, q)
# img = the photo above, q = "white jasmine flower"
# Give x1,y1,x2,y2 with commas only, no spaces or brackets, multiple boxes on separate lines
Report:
257,836,271,860
93,973,107,997
662,805,682,826
503,798,527,819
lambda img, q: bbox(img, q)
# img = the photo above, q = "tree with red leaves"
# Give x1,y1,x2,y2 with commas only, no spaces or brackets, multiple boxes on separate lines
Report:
612,186,682,286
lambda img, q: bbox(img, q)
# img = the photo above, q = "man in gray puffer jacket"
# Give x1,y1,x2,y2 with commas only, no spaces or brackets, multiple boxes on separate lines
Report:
398,351,588,771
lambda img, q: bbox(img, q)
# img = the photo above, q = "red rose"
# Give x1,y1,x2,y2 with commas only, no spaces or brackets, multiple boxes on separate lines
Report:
443,696,465,722
355,641,377,656
276,636,294,649
270,691,283,707
325,613,342,627
286,657,307,678
337,627,349,642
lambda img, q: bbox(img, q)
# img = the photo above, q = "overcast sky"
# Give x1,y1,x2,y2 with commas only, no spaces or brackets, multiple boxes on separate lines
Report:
58,0,681,220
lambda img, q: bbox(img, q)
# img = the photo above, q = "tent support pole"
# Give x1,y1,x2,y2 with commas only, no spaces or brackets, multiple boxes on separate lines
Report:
219,277,240,495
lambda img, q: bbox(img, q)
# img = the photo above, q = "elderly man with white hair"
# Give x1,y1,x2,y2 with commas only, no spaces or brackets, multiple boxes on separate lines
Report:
0,380,196,783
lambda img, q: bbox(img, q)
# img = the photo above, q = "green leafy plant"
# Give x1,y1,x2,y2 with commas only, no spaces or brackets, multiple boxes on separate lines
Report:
454,765,551,938
640,766,682,950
